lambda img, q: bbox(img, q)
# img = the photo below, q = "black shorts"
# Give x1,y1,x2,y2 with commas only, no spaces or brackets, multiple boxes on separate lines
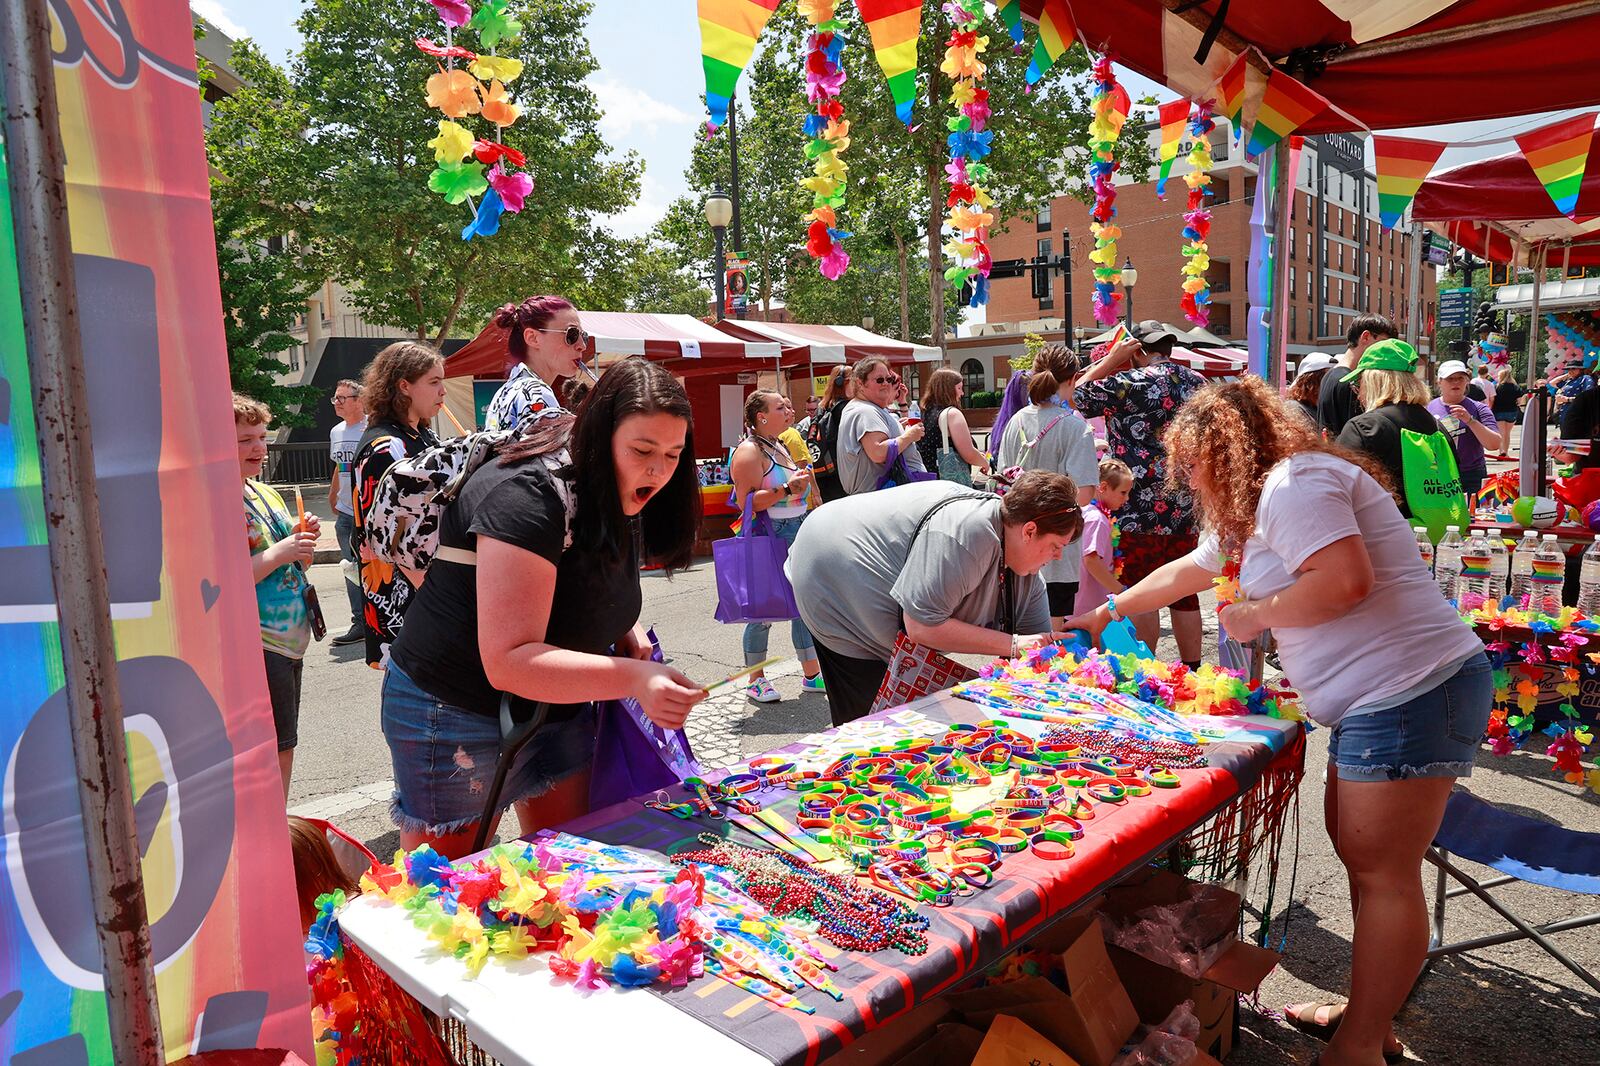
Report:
812,639,890,727
264,650,303,752
1046,581,1079,618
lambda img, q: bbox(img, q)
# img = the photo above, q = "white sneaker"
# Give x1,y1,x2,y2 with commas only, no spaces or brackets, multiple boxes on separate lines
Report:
746,678,781,703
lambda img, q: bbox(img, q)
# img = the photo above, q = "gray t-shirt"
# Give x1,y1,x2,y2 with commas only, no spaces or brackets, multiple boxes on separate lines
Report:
787,481,1050,661
837,399,927,495
995,404,1098,583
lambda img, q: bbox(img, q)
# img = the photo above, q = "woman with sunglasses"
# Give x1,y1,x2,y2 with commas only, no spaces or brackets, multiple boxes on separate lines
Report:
484,296,592,432
836,356,926,495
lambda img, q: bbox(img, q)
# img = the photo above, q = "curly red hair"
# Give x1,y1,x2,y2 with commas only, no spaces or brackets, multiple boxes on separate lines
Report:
1162,377,1396,557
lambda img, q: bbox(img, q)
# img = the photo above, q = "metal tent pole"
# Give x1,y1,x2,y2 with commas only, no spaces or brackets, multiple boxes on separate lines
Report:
0,2,163,1061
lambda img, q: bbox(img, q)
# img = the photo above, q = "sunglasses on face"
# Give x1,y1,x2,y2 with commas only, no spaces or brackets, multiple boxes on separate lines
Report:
533,325,590,348
332,394,355,403
870,376,896,385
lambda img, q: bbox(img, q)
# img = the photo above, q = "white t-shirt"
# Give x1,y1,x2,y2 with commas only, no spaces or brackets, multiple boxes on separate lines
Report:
1189,451,1481,727
329,419,366,516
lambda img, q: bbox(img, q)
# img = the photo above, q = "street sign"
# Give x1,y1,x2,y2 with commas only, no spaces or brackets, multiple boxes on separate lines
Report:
1423,231,1450,266
1438,286,1472,328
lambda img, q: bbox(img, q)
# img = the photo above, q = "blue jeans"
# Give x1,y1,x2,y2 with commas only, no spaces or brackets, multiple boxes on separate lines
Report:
743,514,816,666
1329,652,1493,782
334,510,365,630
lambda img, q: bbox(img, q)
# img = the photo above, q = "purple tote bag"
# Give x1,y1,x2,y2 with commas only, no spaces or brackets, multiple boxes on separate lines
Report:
589,629,702,809
712,491,801,624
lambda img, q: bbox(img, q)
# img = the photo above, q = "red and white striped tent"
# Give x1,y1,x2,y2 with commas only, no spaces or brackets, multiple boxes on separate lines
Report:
714,319,941,367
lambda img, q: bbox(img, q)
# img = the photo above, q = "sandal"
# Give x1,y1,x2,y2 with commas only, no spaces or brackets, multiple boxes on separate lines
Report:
1285,1002,1406,1064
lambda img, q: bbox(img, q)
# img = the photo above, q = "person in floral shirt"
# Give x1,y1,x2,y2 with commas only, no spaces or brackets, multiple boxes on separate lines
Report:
1074,321,1206,667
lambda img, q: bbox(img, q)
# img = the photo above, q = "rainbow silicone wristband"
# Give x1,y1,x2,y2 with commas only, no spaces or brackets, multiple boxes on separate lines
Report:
1030,831,1075,861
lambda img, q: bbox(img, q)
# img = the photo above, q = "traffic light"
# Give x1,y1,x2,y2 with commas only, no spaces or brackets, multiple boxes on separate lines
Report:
1474,301,1497,336
1030,257,1050,300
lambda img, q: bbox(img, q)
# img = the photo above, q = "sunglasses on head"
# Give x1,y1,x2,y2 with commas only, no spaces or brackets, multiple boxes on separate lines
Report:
533,325,590,348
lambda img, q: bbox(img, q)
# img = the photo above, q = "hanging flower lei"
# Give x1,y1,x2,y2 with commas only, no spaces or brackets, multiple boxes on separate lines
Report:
420,0,533,241
799,1,851,280
1213,554,1241,608
1180,102,1215,325
1094,500,1124,579
1087,56,1127,325
942,0,995,308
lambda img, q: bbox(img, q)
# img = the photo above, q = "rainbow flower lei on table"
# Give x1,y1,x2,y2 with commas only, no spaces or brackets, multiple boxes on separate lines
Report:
942,0,995,308
978,643,1304,720
419,0,533,241
800,1,851,280
1087,55,1127,325
1180,102,1215,326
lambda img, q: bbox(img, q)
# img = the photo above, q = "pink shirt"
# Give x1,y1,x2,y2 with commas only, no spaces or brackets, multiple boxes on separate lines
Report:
1073,503,1116,615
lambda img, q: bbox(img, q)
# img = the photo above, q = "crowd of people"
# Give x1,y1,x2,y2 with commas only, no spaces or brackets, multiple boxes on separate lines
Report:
239,299,1535,1066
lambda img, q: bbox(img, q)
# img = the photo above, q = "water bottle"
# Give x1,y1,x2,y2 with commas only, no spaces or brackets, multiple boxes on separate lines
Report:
1484,529,1509,605
1413,525,1434,576
1455,530,1494,610
1578,536,1600,617
1530,534,1566,615
1435,526,1463,601
1511,530,1540,604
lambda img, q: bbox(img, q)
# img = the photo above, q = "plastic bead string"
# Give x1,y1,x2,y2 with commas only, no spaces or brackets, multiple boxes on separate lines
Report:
419,0,534,241
1087,54,1128,325
1180,101,1215,326
800,1,851,280
941,0,995,309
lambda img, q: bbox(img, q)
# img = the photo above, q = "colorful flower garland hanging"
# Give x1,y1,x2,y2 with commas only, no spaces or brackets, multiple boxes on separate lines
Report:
420,0,533,241
1087,56,1127,325
1180,102,1215,326
799,1,851,280
941,0,995,308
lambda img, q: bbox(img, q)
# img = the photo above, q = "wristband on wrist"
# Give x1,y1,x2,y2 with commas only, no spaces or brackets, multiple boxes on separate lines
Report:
1106,594,1123,622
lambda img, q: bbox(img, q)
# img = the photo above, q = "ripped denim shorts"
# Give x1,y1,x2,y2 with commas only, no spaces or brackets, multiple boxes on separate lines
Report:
1328,652,1493,783
381,663,596,836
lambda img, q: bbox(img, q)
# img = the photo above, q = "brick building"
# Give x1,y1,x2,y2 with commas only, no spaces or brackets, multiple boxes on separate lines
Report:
967,121,1437,391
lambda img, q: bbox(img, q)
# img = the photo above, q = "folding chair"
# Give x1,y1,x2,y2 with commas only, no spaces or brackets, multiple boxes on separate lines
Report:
1421,790,1600,994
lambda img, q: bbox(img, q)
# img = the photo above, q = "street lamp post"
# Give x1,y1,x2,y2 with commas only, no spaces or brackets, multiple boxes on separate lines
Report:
705,189,733,322
1122,257,1139,328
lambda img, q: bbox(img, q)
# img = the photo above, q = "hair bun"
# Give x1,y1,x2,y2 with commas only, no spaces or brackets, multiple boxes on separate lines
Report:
493,302,520,329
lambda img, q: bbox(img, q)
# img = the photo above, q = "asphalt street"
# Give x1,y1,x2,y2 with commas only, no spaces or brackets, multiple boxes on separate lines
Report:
288,558,1600,1064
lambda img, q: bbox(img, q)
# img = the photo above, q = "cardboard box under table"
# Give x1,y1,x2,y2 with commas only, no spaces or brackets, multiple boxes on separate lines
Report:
337,691,1303,1066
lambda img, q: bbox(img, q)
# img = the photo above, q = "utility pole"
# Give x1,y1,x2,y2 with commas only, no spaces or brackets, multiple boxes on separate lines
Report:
727,93,747,319
1060,228,1073,348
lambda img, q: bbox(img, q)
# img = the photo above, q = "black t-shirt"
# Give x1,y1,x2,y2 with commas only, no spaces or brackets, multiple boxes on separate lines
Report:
1317,365,1362,436
1491,381,1524,417
390,458,641,721
1467,382,1486,402
1560,384,1600,440
1334,402,1439,517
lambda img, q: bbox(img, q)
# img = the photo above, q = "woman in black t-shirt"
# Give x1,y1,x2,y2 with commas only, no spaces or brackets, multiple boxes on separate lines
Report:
1335,364,1437,518
383,358,705,856
351,342,446,667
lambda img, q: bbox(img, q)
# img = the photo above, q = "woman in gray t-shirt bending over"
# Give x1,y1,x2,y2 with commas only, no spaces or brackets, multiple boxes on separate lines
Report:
786,471,1082,724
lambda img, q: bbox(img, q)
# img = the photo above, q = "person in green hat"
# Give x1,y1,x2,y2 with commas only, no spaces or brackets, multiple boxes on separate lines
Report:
1333,339,1439,517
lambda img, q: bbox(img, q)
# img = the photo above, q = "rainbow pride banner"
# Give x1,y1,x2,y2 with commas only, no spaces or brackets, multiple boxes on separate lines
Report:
1215,51,1248,141
858,0,922,126
1245,68,1326,158
1024,0,1076,86
1155,98,1190,197
1,2,306,1060
697,0,783,132
996,0,1026,48
1373,135,1447,230
1515,112,1596,217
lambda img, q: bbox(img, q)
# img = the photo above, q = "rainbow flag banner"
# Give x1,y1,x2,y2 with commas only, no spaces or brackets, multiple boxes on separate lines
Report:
1515,112,1597,217
1374,135,1447,229
698,0,783,132
859,0,922,125
1245,68,1327,158
1,1,307,1060
996,0,1027,48
1025,0,1077,86
1155,98,1191,197
1216,51,1248,141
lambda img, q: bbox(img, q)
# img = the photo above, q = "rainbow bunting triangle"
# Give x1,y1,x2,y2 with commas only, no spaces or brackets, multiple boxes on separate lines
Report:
1216,51,1248,142
1155,99,1191,198
1373,135,1447,230
1024,0,1077,86
1515,113,1596,217
1245,68,1327,158
697,0,782,132
996,0,1026,48
858,0,922,126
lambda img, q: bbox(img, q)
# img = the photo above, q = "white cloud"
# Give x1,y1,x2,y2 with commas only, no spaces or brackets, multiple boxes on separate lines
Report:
592,75,695,140
605,172,676,238
191,0,248,40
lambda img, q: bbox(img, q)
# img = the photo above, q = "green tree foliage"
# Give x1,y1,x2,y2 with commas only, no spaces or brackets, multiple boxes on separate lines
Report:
205,0,638,344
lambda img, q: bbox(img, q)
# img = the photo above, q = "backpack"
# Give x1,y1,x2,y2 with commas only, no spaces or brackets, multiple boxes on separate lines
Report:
364,411,575,571
806,402,847,502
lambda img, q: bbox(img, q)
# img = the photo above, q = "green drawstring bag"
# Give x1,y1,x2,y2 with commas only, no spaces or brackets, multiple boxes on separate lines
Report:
1401,426,1468,543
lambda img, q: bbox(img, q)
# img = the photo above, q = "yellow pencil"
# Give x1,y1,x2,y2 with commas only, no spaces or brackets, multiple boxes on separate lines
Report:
702,657,786,695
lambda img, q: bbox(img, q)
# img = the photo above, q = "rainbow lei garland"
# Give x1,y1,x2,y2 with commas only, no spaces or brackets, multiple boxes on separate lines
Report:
1092,500,1124,580
800,1,851,280
1087,56,1127,325
1180,102,1215,326
1212,555,1241,609
419,0,533,241
941,0,995,309
978,643,1305,721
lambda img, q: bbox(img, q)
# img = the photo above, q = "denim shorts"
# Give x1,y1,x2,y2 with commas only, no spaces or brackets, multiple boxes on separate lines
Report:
380,663,597,836
1328,652,1493,782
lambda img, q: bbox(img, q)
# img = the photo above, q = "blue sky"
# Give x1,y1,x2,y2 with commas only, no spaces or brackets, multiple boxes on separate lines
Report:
191,0,1587,240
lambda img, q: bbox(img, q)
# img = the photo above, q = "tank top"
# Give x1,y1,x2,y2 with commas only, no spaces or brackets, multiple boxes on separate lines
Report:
748,436,808,520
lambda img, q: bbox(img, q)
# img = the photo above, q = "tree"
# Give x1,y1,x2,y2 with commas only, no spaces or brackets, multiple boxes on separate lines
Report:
206,0,639,345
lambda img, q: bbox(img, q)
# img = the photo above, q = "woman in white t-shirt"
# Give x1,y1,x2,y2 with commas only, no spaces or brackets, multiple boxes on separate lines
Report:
1069,377,1489,1066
